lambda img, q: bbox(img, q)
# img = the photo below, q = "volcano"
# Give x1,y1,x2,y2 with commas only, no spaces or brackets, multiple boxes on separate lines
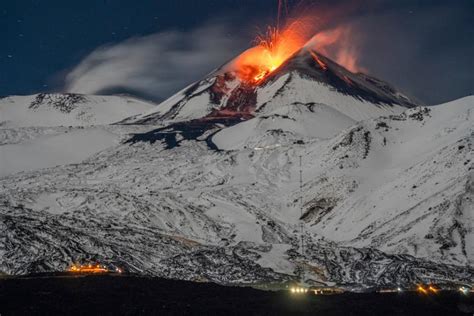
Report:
128,47,416,125
1,42,472,289
123,47,418,150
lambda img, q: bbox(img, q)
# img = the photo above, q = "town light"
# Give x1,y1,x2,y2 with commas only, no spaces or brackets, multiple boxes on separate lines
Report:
290,286,308,294
417,285,427,294
428,286,438,293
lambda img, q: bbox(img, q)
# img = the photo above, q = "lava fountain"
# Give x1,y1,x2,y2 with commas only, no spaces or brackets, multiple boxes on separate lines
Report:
234,17,313,84
231,0,363,84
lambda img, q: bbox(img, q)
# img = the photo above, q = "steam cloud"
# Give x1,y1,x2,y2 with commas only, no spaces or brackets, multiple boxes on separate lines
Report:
65,22,247,101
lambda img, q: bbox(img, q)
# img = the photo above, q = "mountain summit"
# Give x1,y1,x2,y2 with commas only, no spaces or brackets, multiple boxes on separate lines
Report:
127,47,417,125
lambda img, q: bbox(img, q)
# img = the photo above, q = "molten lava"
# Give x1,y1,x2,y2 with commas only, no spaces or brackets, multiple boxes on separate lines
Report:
234,18,312,84
231,1,363,84
310,50,328,70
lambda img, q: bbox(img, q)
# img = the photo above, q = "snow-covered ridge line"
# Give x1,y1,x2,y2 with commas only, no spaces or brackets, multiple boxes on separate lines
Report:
0,93,156,128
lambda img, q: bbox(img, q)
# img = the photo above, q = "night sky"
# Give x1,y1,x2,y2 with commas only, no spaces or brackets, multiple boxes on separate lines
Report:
2,0,473,104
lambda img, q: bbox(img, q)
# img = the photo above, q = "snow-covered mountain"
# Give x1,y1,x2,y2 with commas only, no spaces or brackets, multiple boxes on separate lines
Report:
0,93,155,128
0,93,156,176
0,48,472,289
126,48,416,126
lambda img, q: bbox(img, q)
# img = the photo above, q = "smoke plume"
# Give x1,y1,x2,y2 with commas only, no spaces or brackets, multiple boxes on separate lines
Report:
65,22,246,101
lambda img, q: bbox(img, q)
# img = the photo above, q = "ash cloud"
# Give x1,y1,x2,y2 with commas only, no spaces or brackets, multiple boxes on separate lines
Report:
65,22,247,101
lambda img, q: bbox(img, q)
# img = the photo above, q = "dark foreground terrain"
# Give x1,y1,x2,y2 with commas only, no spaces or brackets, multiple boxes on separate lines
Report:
1,274,473,315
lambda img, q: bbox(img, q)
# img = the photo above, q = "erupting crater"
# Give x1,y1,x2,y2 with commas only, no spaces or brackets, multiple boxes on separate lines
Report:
233,18,314,84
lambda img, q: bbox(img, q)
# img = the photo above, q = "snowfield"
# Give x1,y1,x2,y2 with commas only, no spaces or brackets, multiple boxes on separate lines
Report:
0,49,472,288
0,93,155,128
0,127,118,176
0,93,156,176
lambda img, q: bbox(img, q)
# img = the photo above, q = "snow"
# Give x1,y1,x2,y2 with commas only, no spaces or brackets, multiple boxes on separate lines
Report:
130,78,216,123
0,93,156,176
0,127,118,176
256,244,294,275
171,92,213,121
213,102,356,150
0,94,155,128
206,197,263,244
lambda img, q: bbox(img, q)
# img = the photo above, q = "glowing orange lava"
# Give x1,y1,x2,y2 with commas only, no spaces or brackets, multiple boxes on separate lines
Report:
232,1,363,84
234,17,313,84
310,50,327,70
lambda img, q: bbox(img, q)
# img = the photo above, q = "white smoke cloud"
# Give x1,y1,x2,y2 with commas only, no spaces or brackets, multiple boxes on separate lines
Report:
65,22,247,100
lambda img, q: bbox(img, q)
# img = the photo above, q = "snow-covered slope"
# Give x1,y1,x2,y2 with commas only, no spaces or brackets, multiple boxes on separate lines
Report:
1,96,472,287
0,93,155,128
212,102,356,150
0,127,117,176
0,93,156,176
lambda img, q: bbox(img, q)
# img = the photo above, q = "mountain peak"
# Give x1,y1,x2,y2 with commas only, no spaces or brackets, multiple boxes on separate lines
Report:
128,46,417,128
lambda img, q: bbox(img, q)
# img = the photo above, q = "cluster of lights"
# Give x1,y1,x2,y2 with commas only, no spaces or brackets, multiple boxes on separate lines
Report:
68,263,122,274
290,287,308,294
69,264,107,273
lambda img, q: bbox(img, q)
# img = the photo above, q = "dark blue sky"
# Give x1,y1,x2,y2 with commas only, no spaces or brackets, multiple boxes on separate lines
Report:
2,0,473,104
